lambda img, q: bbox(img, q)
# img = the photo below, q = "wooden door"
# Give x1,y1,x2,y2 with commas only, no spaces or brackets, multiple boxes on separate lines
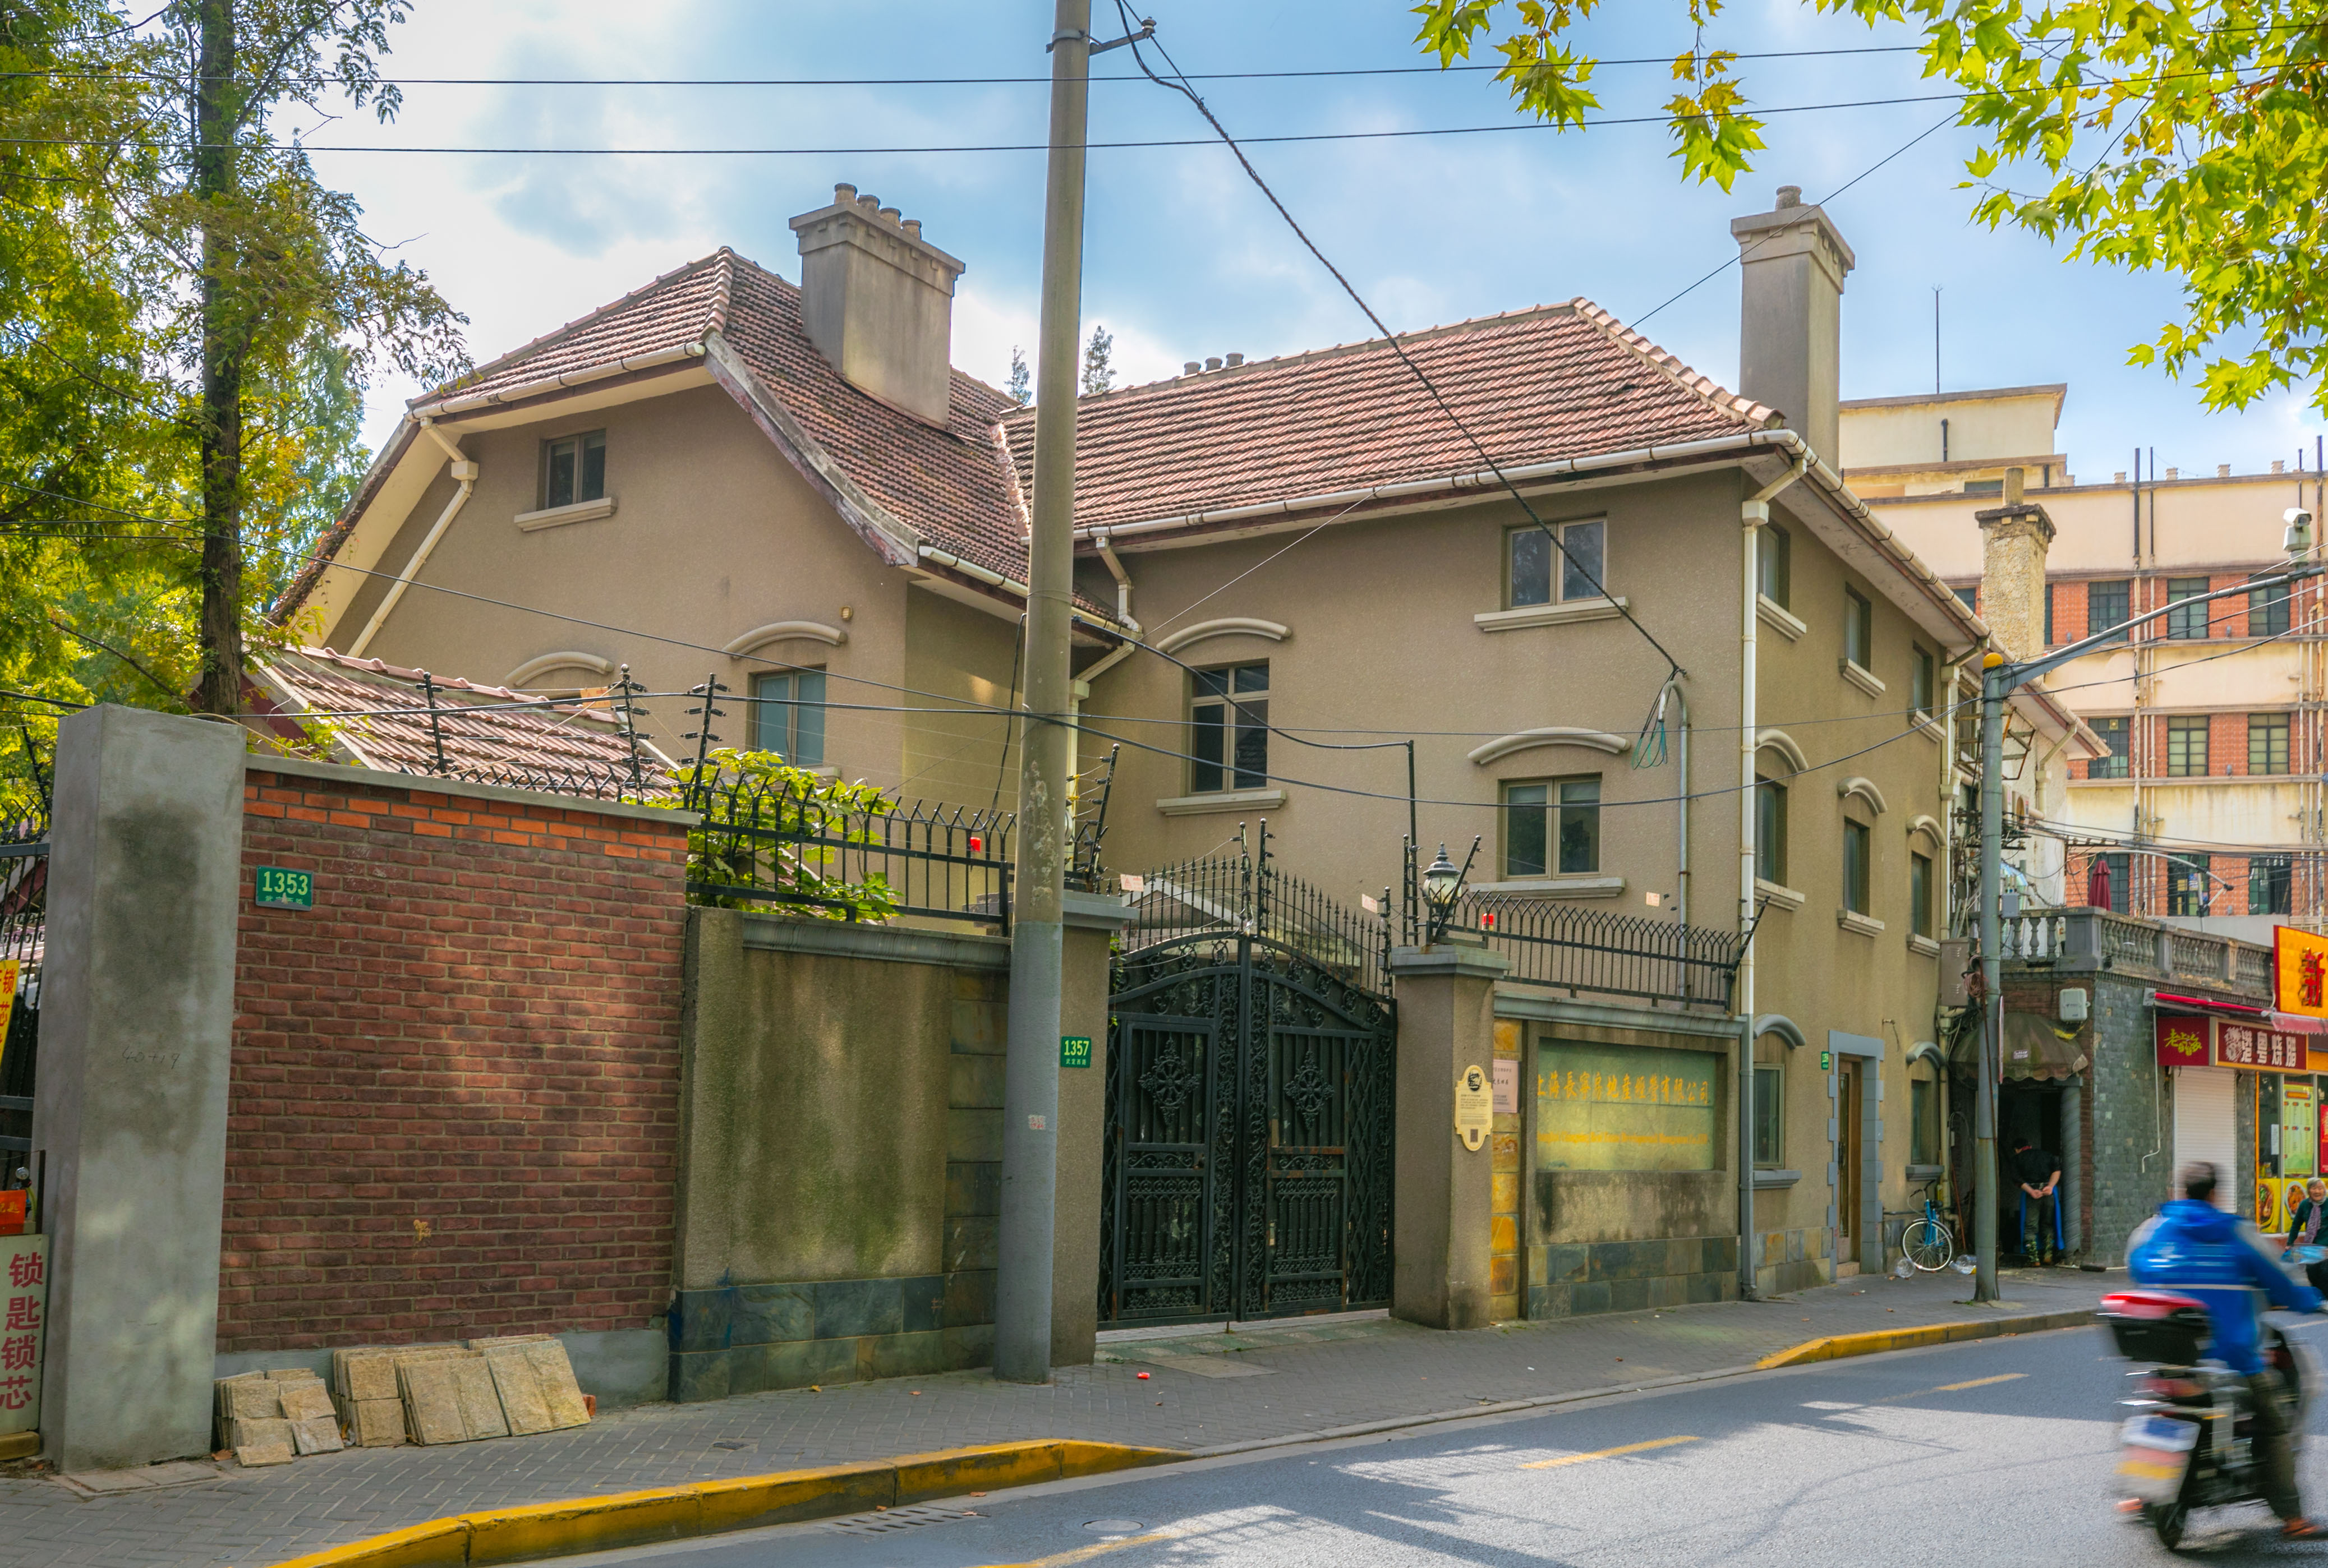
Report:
1838,1059,1863,1256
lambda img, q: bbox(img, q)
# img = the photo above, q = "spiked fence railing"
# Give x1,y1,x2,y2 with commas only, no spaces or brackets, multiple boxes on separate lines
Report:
1123,823,1391,994
682,772,1015,929
1399,838,1743,1008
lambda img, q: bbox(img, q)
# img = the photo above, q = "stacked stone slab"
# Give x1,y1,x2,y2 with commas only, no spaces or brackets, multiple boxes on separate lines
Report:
214,1369,342,1465
311,1336,592,1450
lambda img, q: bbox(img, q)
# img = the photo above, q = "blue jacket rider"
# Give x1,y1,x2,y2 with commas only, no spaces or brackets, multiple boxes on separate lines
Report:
2127,1161,2322,1535
2131,1192,2322,1372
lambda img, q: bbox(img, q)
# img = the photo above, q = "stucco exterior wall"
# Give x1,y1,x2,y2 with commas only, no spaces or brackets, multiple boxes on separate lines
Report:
339,384,928,790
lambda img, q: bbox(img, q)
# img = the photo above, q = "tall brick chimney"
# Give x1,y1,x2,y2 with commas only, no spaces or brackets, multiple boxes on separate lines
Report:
1977,467,2054,661
789,183,965,426
1732,184,1855,469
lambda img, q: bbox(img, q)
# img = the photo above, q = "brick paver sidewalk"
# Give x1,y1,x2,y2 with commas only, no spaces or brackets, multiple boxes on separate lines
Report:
0,1267,2109,1568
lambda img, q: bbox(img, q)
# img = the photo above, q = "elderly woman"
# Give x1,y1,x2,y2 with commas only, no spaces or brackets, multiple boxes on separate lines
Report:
2287,1178,2328,1292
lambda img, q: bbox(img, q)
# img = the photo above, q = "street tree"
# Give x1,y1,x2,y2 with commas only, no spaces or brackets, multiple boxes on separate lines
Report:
1411,1,2328,414
3,0,465,744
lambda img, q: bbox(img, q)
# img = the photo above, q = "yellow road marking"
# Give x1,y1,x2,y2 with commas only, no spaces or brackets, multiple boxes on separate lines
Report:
1936,1373,2026,1392
972,1530,1175,1568
1520,1435,1699,1470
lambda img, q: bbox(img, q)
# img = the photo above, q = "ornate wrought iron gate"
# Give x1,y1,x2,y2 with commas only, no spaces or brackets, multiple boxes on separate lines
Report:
1100,842,1395,1325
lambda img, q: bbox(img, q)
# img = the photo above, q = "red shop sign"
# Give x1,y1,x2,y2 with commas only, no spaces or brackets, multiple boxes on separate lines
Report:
2217,1021,2311,1072
2157,1015,2212,1068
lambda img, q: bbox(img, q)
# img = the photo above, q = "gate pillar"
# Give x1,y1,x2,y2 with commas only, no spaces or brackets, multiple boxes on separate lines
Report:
1389,944,1508,1330
1056,891,1134,1367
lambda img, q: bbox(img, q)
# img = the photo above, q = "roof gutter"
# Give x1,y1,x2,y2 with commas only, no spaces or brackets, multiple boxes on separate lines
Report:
916,545,1130,639
410,342,707,421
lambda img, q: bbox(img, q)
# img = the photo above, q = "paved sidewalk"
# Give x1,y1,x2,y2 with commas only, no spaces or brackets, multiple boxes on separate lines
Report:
0,1267,2109,1568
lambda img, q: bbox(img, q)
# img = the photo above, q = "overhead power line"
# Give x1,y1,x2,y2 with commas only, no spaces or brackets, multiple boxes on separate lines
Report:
0,45,1930,87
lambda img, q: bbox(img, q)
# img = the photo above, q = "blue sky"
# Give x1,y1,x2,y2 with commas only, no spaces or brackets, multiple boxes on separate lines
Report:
306,0,2328,482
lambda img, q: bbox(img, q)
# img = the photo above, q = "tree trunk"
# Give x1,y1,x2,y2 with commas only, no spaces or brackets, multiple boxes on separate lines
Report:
193,0,242,716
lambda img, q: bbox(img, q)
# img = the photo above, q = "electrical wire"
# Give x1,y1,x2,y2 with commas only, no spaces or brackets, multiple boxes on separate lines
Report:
1110,0,1687,684
0,46,1936,87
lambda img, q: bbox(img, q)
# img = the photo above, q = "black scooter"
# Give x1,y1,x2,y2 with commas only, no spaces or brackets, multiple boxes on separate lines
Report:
2102,1289,2312,1549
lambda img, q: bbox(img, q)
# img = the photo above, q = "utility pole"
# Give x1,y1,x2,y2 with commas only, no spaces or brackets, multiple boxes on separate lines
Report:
1974,653,2004,1303
1975,546,2322,1302
994,0,1093,1386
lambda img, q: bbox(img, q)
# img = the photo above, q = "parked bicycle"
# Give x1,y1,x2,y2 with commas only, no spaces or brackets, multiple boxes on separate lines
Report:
1899,1179,1959,1273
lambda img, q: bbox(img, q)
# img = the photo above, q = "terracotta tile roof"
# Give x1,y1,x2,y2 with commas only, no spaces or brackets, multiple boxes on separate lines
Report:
710,255,1032,583
246,647,674,791
293,251,1775,631
995,299,1778,533
428,251,737,405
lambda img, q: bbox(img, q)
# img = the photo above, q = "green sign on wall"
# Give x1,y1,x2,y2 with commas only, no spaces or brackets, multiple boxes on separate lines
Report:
1535,1043,1720,1172
1060,1035,1093,1069
255,866,313,910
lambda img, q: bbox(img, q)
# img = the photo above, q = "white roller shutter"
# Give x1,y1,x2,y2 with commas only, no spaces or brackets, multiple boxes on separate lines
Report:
2173,1067,2237,1210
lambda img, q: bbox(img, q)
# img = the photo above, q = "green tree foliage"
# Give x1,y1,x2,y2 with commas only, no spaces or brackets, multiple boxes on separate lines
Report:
0,0,467,789
668,749,903,923
1080,323,1116,396
1411,2,2328,414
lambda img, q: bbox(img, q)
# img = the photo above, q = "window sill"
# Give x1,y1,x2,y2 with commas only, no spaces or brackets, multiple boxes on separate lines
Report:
1906,1164,1944,1182
1157,788,1286,817
1907,933,1941,957
516,496,617,532
1754,878,1804,911
1474,597,1628,633
1839,659,1886,698
1753,1168,1802,1189
1471,875,1625,900
1912,713,1947,745
1756,595,1806,642
1838,908,1887,938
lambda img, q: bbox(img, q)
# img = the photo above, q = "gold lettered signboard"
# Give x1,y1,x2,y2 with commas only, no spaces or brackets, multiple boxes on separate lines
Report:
2278,926,2328,1020
1535,1043,1720,1172
0,1233,45,1433
1454,1064,1492,1151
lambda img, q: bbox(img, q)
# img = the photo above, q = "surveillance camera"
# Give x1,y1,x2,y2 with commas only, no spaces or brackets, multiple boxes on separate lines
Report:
2287,507,2316,555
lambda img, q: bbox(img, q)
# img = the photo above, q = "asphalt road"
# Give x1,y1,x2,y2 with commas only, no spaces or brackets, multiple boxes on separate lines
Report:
563,1321,2328,1568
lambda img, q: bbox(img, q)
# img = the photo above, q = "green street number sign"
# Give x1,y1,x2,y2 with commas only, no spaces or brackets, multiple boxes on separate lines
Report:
1060,1035,1093,1069
255,867,313,910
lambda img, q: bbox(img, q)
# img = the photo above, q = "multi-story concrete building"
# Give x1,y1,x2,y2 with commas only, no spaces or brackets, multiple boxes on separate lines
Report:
1846,390,2328,940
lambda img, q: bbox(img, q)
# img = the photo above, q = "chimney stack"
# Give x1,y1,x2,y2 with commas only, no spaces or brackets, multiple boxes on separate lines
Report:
1731,184,1856,469
1976,474,2055,662
789,183,967,426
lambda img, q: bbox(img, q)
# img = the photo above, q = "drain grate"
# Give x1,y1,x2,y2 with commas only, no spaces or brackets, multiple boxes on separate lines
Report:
821,1504,982,1537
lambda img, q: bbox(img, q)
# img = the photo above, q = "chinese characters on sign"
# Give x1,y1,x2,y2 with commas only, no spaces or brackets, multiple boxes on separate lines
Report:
2219,1023,2312,1072
1535,1043,1721,1172
2275,926,2328,1018
0,1234,45,1433
2152,1013,2314,1072
1454,1064,1493,1152
2156,1016,2212,1068
0,958,16,1037
1492,1058,1519,1116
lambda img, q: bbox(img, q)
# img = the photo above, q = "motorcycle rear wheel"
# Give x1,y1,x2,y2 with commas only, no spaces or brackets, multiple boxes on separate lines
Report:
2149,1502,2188,1549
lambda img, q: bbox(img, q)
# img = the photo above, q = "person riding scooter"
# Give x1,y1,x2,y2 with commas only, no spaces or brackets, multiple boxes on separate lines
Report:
2129,1161,2326,1539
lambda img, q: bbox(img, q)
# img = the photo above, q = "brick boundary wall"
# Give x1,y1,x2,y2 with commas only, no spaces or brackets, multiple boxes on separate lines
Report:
222,765,689,1353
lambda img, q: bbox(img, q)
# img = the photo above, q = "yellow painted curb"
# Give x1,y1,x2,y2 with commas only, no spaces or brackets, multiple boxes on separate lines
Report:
264,1439,1183,1568
1755,1307,2096,1369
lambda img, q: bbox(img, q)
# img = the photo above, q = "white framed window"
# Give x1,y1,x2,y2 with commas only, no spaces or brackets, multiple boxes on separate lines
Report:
1507,518,1607,609
1191,663,1268,792
751,670,826,766
542,430,607,510
1504,776,1601,877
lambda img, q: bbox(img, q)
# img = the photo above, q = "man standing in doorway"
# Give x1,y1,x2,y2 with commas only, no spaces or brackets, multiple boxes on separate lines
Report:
2010,1135,2063,1264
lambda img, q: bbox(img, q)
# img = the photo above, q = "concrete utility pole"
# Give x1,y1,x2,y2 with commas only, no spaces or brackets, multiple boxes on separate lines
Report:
1973,542,2321,1302
995,0,1092,1386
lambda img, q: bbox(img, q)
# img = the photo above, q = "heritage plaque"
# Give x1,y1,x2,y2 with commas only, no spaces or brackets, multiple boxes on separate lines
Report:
1454,1063,1492,1151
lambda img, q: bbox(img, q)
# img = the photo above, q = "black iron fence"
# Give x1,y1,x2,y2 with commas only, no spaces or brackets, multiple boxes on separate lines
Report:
1399,839,1744,1008
682,768,1015,928
1124,823,1391,995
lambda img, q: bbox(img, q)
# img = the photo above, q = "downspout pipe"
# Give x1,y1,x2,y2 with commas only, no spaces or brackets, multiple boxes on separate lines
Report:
1738,452,1808,1300
349,421,476,658
1091,528,1139,634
